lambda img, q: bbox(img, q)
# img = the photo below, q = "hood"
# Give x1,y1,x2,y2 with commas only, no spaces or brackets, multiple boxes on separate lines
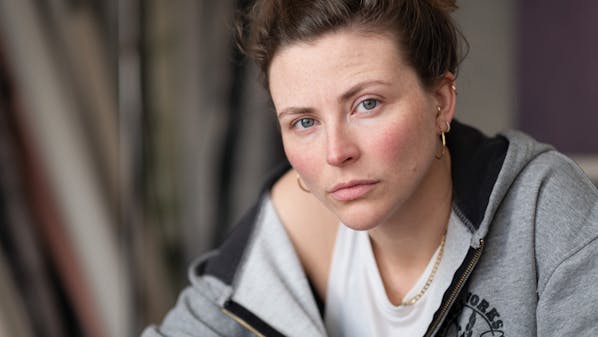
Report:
447,121,553,247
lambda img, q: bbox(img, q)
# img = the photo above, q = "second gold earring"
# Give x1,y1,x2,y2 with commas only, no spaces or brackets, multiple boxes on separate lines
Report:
297,175,311,193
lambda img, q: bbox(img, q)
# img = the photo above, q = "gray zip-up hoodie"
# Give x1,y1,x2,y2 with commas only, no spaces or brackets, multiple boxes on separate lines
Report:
142,121,598,337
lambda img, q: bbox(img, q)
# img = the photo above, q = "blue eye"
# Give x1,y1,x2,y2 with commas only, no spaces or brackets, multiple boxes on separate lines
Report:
360,98,378,111
295,118,316,129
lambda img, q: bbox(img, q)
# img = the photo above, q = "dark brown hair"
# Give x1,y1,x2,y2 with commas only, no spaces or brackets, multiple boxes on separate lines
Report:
237,0,467,89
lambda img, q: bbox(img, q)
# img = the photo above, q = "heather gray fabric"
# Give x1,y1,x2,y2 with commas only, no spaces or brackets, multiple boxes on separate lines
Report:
436,130,598,336
142,127,598,337
231,198,325,336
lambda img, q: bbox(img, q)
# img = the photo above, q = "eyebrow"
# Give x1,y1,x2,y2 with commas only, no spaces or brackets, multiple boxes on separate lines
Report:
277,79,391,118
339,79,390,102
277,106,314,119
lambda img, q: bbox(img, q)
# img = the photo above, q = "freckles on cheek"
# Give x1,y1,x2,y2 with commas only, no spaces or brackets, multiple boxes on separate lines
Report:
374,127,412,161
283,144,319,178
373,125,424,174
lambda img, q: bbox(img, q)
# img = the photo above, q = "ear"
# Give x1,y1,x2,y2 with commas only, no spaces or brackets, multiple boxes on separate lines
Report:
433,72,457,134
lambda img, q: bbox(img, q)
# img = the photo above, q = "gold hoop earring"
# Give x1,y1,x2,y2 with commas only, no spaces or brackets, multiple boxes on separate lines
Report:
435,132,446,159
297,175,311,193
435,120,450,160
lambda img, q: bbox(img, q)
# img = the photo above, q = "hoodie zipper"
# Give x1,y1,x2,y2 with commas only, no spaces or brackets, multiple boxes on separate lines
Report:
424,239,485,337
222,308,265,337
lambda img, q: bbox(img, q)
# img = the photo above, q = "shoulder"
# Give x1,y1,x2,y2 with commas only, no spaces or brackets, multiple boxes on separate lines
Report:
491,131,598,289
523,150,598,255
518,149,598,210
271,169,339,299
511,148,598,291
499,130,597,210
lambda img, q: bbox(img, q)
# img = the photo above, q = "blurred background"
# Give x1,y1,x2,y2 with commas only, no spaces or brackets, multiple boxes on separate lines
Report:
0,0,596,336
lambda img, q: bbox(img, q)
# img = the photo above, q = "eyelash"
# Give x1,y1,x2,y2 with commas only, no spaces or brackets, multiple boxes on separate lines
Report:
292,117,317,130
355,98,380,113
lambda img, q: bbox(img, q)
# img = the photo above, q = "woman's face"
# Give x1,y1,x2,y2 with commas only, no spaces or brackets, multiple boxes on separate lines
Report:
269,28,452,231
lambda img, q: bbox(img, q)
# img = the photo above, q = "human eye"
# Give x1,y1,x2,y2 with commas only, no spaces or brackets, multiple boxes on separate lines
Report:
355,98,379,113
292,117,317,130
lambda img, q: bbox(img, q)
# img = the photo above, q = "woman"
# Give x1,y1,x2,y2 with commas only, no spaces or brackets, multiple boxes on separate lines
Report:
143,1,598,336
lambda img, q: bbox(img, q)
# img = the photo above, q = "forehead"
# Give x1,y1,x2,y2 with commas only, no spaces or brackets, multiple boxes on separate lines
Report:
268,29,413,104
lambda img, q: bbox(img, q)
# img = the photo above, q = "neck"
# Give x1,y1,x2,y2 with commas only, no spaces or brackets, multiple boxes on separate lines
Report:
368,152,453,304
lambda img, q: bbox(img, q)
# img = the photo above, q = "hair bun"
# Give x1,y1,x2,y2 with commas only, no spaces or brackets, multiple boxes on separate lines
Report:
428,0,458,13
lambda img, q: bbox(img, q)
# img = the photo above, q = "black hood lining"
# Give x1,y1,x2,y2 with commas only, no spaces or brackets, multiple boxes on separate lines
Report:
447,120,509,230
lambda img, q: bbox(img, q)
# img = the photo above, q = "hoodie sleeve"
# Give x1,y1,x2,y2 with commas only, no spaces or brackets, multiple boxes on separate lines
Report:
533,152,598,336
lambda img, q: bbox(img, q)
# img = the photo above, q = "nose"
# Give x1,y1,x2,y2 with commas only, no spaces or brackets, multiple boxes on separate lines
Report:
326,127,360,166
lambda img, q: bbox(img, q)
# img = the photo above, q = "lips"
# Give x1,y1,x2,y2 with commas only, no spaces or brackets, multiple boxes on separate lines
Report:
328,180,378,201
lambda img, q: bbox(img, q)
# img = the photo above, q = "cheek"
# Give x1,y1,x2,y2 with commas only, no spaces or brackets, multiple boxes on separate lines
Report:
371,122,414,163
282,138,321,179
369,119,433,172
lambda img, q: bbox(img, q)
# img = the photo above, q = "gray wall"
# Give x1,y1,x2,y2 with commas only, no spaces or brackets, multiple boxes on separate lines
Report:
454,0,517,136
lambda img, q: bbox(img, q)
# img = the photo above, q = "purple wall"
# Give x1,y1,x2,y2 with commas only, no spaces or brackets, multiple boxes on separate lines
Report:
519,1,598,153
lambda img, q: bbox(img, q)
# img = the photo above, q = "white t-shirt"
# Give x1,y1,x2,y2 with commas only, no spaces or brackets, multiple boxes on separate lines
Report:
324,211,472,337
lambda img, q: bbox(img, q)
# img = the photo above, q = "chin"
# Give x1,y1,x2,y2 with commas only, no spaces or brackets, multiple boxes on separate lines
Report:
324,198,392,232
341,222,378,232
336,211,384,232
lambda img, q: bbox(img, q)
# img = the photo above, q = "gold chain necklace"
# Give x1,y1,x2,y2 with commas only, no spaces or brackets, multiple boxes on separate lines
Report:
400,232,447,306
